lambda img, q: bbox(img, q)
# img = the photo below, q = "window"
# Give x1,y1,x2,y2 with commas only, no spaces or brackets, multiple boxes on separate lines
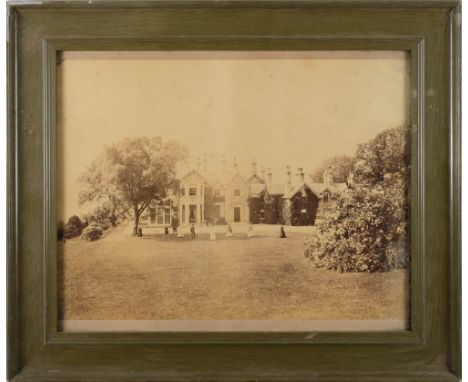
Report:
181,185,185,196
189,185,197,196
234,187,241,196
214,188,221,197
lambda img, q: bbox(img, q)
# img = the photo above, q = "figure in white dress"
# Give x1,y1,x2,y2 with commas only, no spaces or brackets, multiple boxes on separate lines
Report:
209,224,216,241
176,227,185,238
247,225,255,237
225,224,233,237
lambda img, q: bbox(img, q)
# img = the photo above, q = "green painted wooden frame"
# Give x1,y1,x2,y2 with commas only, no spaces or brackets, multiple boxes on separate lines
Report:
6,1,461,381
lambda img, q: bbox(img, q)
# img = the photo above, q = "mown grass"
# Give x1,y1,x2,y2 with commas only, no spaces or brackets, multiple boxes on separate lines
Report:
58,224,409,321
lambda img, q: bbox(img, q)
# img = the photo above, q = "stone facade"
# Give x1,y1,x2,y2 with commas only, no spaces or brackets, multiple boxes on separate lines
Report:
143,162,348,227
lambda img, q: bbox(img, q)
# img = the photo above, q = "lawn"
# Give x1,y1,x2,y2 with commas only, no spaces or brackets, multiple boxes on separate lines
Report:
58,223,409,321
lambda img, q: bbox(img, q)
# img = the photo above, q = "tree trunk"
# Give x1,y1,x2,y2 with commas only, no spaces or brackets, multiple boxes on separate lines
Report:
133,206,140,236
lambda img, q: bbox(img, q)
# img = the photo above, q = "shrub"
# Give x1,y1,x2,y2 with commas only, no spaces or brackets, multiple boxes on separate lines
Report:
93,205,118,227
304,182,409,273
81,223,103,241
98,221,111,231
304,126,410,273
64,215,84,239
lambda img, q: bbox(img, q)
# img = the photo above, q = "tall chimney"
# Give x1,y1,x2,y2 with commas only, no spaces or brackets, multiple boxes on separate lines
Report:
221,155,226,173
286,165,292,187
203,153,208,173
268,167,273,183
324,166,333,184
251,160,257,176
197,156,201,171
297,167,304,183
261,165,265,180
233,158,238,173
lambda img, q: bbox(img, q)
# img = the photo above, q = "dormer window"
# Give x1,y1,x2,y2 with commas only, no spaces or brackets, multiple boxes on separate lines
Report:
189,185,197,196
234,186,241,196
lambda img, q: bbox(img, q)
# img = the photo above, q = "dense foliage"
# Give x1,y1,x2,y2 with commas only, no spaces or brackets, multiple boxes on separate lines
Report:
58,215,86,240
310,155,355,183
83,205,119,231
248,195,264,224
289,189,319,226
264,194,282,224
81,223,103,241
304,126,410,272
79,137,188,235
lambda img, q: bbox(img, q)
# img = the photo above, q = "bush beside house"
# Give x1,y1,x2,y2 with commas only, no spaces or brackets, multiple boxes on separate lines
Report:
304,126,410,273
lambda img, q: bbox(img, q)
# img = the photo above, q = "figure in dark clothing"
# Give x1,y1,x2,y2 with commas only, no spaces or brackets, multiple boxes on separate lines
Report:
280,226,287,238
190,224,196,239
164,226,169,235
138,227,143,237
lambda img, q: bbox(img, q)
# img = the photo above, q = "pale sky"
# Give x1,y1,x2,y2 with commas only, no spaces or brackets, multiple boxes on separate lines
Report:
58,51,410,219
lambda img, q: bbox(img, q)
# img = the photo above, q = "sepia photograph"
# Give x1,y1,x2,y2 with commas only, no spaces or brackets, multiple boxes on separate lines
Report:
57,51,411,332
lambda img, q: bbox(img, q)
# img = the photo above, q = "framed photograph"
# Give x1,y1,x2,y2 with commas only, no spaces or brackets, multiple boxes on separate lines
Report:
7,1,461,381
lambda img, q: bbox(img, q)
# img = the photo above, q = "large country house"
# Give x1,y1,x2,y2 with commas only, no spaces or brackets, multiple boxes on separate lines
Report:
143,158,349,227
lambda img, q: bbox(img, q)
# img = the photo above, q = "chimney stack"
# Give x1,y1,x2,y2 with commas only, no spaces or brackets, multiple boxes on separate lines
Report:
221,155,226,173
197,156,201,171
251,160,257,176
268,167,273,183
286,165,292,188
324,166,333,184
297,167,304,183
261,165,265,180
233,157,238,173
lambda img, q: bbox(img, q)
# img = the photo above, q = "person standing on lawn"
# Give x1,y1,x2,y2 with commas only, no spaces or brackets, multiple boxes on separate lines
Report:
190,223,196,240
280,226,287,238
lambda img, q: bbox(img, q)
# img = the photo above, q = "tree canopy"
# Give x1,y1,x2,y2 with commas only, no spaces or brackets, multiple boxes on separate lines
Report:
310,155,355,183
305,126,410,272
79,137,188,234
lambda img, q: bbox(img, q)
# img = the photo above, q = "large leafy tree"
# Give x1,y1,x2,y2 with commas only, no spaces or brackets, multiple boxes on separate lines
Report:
353,126,410,186
310,155,355,183
79,137,188,235
305,126,410,272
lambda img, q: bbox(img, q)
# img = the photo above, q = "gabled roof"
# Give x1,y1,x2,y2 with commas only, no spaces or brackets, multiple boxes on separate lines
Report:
246,174,266,184
226,172,246,185
180,169,209,185
283,182,322,199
